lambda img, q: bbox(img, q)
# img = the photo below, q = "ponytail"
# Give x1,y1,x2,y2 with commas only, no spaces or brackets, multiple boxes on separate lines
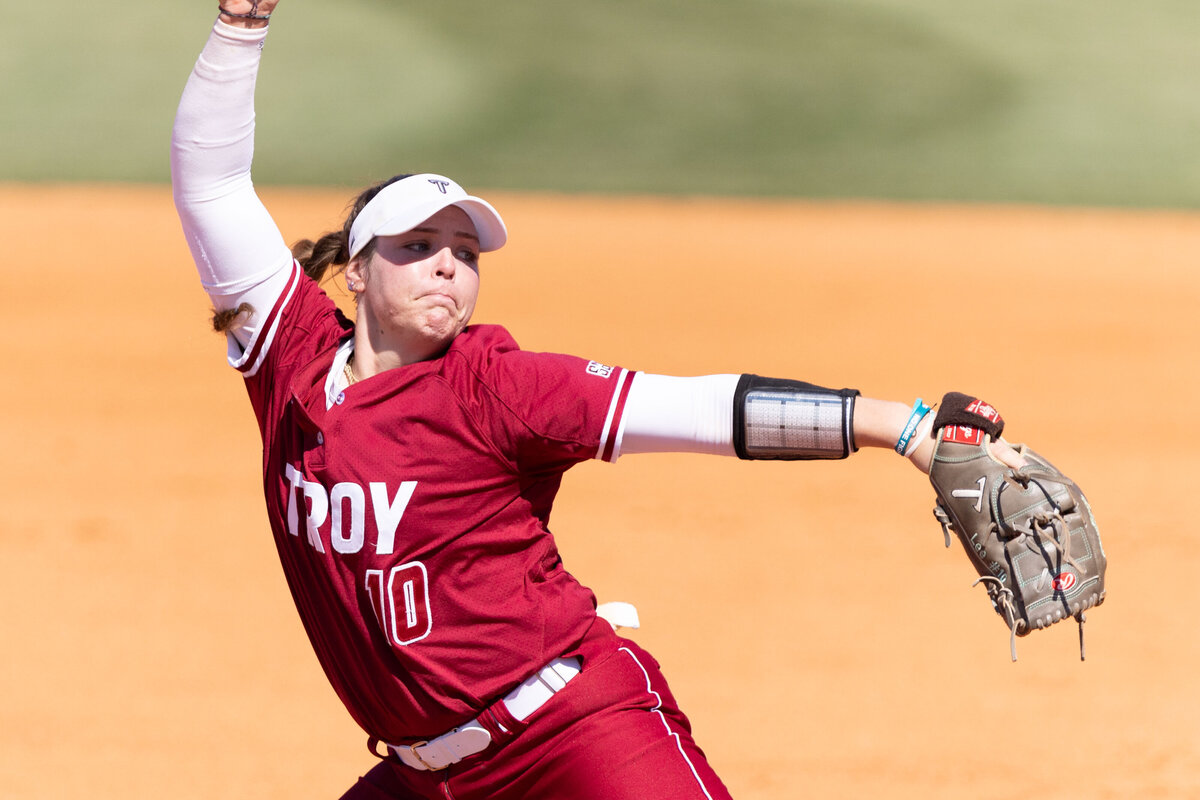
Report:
291,230,350,282
292,173,414,282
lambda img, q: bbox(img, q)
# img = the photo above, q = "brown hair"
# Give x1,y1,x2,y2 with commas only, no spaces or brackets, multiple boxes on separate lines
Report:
211,174,413,333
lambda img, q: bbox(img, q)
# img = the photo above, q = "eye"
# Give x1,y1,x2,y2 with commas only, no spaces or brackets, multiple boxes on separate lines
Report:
457,248,480,265
405,241,431,254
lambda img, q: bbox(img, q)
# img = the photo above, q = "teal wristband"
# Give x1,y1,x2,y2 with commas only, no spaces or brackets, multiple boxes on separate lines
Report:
895,398,932,455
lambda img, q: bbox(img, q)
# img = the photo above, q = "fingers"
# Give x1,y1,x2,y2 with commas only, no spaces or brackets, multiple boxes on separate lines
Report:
219,0,279,13
989,440,1027,470
218,0,278,28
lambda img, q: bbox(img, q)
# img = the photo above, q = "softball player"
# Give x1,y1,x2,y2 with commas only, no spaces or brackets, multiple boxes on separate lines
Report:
172,4,1023,798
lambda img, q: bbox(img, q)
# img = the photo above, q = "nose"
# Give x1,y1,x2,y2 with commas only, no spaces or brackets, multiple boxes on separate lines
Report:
432,246,456,279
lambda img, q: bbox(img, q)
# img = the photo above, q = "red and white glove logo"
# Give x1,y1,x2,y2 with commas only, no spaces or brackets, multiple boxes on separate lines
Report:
944,425,984,445
1052,572,1077,592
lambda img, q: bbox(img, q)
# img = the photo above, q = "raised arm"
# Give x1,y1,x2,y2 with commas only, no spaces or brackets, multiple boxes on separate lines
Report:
170,1,291,349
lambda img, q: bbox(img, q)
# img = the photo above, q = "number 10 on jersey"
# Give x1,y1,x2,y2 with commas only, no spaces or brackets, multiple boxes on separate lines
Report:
365,562,433,646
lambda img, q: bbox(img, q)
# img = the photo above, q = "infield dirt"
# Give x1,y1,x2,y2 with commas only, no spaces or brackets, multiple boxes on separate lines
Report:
1,184,1195,799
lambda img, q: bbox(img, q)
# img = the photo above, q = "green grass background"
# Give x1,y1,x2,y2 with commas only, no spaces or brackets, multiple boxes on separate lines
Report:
4,0,1199,205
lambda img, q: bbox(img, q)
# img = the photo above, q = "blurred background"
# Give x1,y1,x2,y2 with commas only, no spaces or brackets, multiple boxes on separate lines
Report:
3,2,1199,799
3,0,1199,205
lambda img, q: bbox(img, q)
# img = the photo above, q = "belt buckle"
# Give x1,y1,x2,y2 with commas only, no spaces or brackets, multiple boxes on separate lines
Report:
407,741,447,772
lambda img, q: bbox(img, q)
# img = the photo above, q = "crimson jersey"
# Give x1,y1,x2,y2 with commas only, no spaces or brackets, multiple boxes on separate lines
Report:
233,262,635,742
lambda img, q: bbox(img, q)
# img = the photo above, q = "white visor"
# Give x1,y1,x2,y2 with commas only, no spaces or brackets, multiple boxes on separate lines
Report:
347,173,507,259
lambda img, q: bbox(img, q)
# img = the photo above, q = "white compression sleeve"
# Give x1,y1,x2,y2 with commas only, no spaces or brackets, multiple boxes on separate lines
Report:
616,373,739,459
170,19,294,350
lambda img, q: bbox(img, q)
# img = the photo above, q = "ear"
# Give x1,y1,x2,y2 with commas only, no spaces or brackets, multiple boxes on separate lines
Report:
344,256,367,293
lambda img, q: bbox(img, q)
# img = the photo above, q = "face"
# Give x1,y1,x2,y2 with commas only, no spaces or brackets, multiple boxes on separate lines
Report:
347,205,482,361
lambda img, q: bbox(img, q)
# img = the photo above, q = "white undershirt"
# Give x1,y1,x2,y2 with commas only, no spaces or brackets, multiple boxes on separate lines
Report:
171,20,291,354
171,19,736,460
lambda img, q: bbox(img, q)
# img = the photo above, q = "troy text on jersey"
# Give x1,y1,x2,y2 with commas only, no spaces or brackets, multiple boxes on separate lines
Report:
284,464,417,556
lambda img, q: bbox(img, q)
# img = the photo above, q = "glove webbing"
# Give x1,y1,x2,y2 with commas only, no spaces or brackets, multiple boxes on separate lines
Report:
936,504,1089,662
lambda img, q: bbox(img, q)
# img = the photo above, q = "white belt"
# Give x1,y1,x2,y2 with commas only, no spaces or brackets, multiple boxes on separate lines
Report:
390,656,582,771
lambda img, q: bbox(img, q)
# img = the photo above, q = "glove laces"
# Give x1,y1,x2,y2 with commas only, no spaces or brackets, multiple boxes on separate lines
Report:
972,576,1020,661
939,502,1089,662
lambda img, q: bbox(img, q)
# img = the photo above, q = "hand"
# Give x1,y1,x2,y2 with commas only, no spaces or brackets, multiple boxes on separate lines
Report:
853,397,1028,474
219,0,279,28
908,433,1026,474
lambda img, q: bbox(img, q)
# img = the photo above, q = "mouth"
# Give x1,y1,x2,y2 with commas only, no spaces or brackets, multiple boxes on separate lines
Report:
422,292,458,310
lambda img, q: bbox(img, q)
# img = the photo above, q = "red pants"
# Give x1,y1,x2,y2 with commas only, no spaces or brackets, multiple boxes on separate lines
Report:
339,628,732,800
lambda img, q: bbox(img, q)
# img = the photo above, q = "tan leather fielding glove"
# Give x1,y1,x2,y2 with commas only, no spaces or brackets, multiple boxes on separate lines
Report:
928,393,1107,661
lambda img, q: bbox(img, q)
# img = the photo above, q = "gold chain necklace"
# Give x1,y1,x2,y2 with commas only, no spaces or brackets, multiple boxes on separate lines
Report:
344,359,358,386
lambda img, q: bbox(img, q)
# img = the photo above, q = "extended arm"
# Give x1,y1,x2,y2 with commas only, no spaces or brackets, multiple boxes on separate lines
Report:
617,373,1022,473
